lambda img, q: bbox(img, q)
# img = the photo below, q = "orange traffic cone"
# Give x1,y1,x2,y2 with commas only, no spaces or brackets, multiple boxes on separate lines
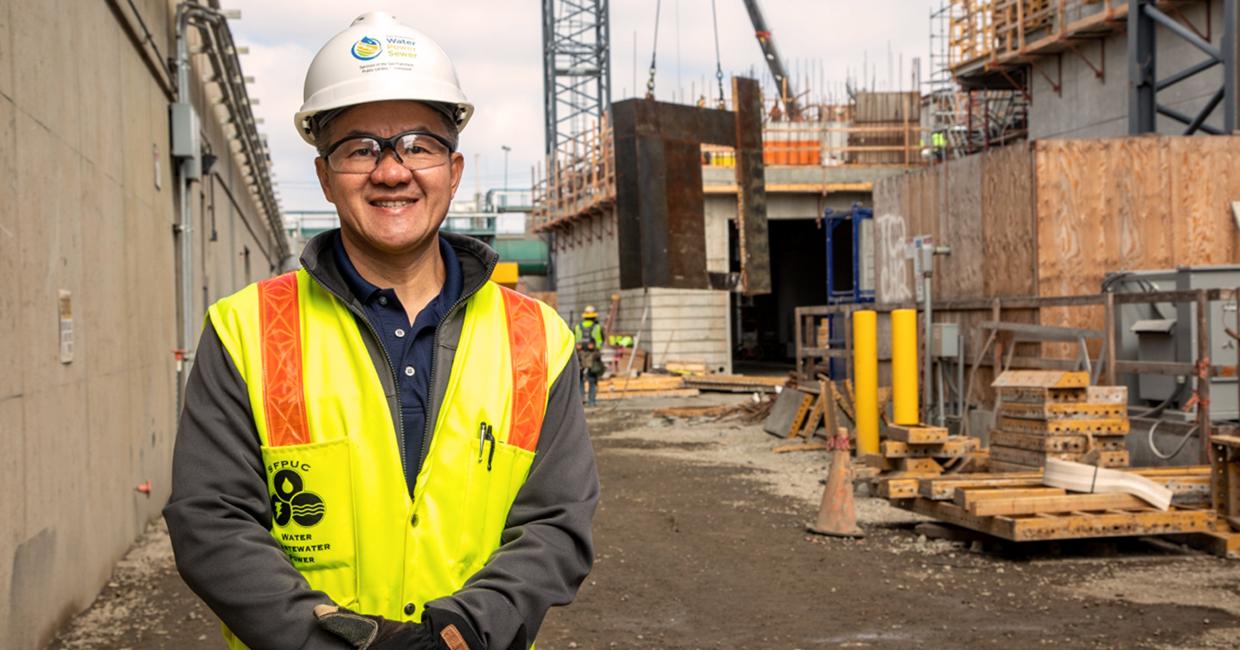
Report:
807,427,863,538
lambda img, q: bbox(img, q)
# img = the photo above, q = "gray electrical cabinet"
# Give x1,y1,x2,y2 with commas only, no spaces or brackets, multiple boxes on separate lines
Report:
1114,265,1240,421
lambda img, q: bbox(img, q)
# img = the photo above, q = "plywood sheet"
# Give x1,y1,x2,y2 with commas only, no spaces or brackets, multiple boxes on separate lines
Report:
940,153,984,300
980,142,1036,298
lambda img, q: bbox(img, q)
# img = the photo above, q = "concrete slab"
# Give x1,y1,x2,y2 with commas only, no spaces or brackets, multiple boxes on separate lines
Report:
0,0,12,100
763,387,809,438
85,371,140,559
0,395,26,646
12,0,81,148
76,0,123,172
19,380,89,650
79,160,128,377
15,110,83,393
0,97,18,400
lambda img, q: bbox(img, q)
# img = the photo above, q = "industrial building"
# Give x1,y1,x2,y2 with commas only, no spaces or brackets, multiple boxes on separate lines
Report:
0,1,284,648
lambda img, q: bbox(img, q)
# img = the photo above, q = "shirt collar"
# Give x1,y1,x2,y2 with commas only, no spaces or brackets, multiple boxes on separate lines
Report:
332,231,464,310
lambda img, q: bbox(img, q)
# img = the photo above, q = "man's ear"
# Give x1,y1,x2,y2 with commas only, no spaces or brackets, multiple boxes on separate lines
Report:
448,152,465,198
315,157,336,204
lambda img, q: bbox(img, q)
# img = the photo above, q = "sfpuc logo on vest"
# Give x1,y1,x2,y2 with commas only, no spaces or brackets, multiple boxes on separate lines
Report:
271,468,326,527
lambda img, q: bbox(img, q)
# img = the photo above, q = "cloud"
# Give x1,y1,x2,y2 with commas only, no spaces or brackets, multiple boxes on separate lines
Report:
224,0,936,212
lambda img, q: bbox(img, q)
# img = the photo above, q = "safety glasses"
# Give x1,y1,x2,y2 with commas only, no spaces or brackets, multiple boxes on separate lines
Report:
320,130,454,174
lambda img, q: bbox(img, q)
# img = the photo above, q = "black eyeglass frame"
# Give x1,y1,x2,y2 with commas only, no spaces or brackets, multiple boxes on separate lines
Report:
319,129,457,173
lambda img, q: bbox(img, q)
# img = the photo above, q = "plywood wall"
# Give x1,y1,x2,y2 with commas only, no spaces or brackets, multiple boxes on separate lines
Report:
872,141,1037,304
1035,135,1240,337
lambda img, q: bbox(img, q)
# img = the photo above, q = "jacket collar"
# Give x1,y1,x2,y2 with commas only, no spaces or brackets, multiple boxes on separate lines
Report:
300,228,499,308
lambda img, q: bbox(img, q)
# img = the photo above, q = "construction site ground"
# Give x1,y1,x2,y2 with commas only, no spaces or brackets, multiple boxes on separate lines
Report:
50,394,1240,650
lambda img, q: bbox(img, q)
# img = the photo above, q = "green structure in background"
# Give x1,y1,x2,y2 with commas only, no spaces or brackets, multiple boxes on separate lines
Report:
493,238,550,276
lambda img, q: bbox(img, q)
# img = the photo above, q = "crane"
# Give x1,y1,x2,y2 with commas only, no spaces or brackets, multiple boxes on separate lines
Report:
740,0,800,120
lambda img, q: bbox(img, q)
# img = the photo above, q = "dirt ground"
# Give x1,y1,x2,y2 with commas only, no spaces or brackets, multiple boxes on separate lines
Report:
49,394,1240,649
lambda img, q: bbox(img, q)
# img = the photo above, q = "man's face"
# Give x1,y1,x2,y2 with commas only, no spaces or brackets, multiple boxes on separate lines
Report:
314,101,464,257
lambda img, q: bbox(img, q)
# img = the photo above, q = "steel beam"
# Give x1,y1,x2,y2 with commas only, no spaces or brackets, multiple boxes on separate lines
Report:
1129,0,1157,134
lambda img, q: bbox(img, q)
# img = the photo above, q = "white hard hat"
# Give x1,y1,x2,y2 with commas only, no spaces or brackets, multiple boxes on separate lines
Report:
294,12,474,146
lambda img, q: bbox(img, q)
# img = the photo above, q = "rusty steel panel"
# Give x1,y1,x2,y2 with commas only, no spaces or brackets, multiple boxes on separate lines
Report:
733,77,771,295
612,85,767,290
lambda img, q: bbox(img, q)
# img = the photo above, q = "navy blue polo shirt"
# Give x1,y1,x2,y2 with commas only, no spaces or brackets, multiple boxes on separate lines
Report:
332,232,463,487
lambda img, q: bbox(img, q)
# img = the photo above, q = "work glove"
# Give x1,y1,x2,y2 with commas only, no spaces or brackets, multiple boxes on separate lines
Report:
314,604,483,650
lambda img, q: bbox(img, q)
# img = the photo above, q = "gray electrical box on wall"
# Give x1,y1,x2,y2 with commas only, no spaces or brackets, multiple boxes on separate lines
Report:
930,322,959,358
170,103,202,179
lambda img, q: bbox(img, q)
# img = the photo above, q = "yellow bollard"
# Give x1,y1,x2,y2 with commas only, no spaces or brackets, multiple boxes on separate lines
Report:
891,308,919,425
852,310,879,455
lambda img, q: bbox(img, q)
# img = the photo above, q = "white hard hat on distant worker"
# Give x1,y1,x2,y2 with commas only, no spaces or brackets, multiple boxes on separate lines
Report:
294,12,474,146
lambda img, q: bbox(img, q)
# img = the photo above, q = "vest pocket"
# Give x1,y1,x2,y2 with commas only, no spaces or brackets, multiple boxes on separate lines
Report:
459,439,536,577
260,438,359,607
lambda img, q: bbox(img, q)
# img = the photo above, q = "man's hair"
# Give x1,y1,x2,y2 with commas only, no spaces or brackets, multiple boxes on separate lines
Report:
312,102,461,154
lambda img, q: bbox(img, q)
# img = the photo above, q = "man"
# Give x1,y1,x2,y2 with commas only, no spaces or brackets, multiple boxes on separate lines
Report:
573,306,605,406
164,13,598,650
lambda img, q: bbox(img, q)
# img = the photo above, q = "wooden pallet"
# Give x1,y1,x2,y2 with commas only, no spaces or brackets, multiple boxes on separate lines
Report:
906,497,1212,542
995,384,1126,406
908,467,1212,502
992,370,1089,389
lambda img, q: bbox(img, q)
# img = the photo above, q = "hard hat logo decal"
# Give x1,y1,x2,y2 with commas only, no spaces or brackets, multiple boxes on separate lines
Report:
351,36,383,61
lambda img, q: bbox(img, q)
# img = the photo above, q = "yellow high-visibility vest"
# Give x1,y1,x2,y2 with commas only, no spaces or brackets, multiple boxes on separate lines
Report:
208,269,575,649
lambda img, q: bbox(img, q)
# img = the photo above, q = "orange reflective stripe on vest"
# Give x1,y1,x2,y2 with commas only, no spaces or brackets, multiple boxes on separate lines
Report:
258,272,311,447
500,287,547,452
258,276,548,452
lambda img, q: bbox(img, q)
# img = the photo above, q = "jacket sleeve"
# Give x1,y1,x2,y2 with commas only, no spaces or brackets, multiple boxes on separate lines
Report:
162,322,350,650
427,353,599,649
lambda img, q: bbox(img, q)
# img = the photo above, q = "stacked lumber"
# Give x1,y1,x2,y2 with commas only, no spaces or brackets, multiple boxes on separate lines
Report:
875,467,1215,542
596,375,698,400
989,371,1130,472
683,374,786,393
878,423,981,476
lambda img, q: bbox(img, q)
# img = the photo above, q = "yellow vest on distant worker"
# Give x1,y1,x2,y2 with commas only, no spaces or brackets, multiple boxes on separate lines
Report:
208,269,575,649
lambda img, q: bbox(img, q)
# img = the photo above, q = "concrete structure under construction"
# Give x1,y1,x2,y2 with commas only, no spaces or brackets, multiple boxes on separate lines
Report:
544,158,906,374
0,2,285,648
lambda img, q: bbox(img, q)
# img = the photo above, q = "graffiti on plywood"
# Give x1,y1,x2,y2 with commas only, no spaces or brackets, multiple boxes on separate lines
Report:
875,213,912,303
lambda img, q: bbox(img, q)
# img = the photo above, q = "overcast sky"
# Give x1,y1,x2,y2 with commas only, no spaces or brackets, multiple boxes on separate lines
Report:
226,1,937,212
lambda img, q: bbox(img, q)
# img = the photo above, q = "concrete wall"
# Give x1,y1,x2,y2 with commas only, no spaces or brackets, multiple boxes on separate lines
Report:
0,1,283,648
1030,0,1226,139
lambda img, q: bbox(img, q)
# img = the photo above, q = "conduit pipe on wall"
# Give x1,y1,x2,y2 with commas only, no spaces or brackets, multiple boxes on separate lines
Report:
173,2,290,394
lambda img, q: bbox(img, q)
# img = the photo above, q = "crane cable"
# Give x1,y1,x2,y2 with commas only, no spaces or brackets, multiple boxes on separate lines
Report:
710,0,726,108
646,0,662,99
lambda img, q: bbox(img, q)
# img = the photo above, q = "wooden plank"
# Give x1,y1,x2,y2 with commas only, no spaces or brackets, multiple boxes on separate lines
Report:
998,402,1126,420
881,437,977,459
886,423,949,444
990,459,1043,473
786,393,815,439
1086,386,1128,404
595,388,700,400
996,416,1129,435
990,430,1085,453
996,386,1088,404
899,458,943,474
991,370,1090,389
953,487,1066,510
772,441,830,454
941,151,984,300
999,508,1212,542
970,492,1150,517
877,477,919,500
990,445,1129,468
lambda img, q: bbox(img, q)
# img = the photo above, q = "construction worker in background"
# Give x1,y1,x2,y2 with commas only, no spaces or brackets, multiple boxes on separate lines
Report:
574,305,606,406
164,13,598,650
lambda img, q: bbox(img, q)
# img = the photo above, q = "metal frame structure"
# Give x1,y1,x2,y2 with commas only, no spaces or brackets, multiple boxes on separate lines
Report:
541,0,611,159
1129,0,1240,134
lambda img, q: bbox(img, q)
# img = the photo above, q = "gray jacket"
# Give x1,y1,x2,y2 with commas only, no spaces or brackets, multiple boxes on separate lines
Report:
163,231,599,650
